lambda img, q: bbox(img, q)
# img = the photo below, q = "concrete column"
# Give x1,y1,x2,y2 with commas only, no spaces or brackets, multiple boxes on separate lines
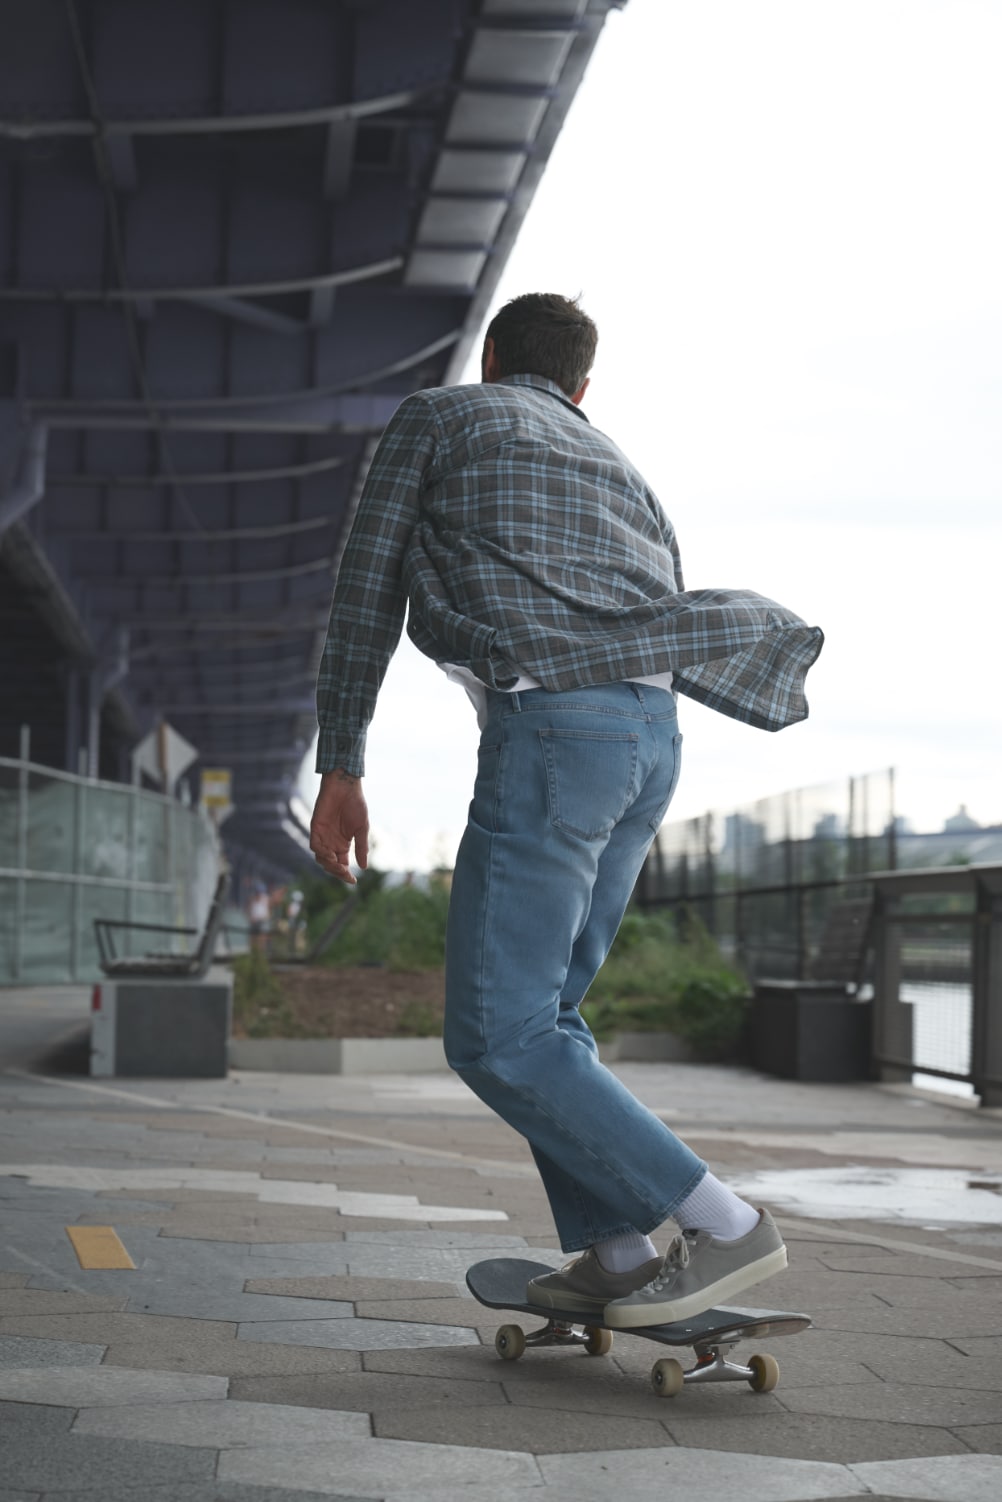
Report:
64,669,82,774
86,669,102,781
0,407,48,534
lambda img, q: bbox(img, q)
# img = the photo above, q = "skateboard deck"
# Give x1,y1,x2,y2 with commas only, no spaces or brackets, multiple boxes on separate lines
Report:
466,1256,811,1397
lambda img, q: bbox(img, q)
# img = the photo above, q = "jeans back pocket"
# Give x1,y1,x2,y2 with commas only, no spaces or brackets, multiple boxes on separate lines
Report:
539,729,639,841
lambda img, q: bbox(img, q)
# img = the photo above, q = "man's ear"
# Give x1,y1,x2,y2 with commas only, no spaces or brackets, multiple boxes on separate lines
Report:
570,376,590,406
481,337,502,384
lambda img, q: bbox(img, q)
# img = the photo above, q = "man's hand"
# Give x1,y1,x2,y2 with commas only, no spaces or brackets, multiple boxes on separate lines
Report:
310,770,369,885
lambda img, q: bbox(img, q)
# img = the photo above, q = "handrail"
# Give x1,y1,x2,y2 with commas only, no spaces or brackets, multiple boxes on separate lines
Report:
869,864,1002,1107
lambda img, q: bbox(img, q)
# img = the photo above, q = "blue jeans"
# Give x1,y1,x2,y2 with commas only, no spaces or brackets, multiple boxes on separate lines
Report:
444,682,707,1252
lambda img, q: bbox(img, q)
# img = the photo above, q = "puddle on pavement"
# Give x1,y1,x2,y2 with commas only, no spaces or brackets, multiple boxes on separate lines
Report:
726,1166,1002,1224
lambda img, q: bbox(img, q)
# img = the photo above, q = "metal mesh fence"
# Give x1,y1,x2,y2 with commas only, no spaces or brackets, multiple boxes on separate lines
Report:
639,769,896,978
907,981,973,1086
0,748,221,984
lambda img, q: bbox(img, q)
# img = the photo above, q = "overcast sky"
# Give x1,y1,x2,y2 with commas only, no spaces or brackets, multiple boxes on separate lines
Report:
299,0,1001,872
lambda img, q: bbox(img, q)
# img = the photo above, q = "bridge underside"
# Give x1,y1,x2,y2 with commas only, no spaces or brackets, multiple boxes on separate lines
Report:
0,0,620,879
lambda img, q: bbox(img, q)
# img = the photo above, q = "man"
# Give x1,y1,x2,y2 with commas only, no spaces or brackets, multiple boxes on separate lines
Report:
310,293,822,1327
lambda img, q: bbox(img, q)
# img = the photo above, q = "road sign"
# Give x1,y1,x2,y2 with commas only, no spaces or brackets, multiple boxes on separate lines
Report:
132,722,199,791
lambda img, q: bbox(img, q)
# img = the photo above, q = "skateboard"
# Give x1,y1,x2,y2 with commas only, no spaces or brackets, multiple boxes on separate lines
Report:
466,1257,811,1398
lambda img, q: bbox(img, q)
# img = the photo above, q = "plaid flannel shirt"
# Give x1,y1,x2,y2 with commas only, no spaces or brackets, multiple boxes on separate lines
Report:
316,374,823,776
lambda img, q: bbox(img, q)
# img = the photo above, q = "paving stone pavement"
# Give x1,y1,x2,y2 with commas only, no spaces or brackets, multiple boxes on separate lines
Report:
1,989,1002,1500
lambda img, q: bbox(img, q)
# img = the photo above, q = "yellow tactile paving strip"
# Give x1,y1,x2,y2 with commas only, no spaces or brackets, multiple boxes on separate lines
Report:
65,1225,135,1270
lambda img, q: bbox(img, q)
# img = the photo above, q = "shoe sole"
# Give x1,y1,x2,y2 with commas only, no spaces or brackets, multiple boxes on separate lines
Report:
604,1245,789,1329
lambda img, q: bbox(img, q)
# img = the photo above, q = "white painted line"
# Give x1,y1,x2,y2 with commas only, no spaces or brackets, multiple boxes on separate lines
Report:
1,1164,507,1224
2,1245,91,1295
2,1067,536,1176
773,1216,1002,1273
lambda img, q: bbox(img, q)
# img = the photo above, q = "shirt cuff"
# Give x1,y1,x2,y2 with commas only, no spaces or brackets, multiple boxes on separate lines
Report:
315,727,367,780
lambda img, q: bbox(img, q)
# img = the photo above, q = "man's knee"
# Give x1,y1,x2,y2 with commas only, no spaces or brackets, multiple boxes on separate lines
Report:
443,1028,510,1088
442,1025,481,1078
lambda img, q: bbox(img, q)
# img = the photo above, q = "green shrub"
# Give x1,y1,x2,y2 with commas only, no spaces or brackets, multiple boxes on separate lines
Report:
318,877,449,971
231,950,305,1038
300,873,353,928
580,909,749,1059
671,974,750,1060
395,1001,445,1037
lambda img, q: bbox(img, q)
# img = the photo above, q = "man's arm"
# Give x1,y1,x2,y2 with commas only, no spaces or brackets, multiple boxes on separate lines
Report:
311,393,438,882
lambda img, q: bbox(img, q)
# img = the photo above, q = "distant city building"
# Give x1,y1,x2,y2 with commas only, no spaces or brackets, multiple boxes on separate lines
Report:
722,813,766,852
943,805,981,834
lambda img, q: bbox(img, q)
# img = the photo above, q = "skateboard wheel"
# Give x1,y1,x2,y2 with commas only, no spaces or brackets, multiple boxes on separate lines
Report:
748,1352,780,1392
583,1326,613,1357
495,1324,526,1361
651,1357,685,1397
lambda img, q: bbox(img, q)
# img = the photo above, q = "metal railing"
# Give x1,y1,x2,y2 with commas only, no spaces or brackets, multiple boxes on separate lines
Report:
870,864,1002,1108
0,726,220,984
638,771,1002,1103
638,770,897,977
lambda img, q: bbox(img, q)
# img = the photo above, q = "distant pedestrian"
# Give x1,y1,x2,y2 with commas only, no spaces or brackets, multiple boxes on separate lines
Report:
248,884,271,953
285,889,305,955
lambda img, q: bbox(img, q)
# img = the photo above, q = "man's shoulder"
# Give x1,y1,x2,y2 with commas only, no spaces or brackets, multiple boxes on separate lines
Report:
389,382,544,442
400,380,518,413
402,376,573,414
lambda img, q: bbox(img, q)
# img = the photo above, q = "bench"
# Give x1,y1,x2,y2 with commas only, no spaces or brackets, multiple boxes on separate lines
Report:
94,871,231,980
90,871,234,1078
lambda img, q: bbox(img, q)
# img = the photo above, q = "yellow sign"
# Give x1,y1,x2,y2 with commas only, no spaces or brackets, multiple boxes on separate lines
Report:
200,768,232,808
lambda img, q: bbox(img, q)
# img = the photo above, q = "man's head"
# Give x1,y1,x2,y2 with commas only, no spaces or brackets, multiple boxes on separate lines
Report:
481,293,596,404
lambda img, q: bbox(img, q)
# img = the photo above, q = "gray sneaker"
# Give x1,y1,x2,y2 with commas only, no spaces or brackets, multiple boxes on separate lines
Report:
603,1210,788,1329
527,1249,663,1313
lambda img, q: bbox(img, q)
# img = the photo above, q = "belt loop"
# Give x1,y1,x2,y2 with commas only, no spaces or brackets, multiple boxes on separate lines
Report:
510,690,521,713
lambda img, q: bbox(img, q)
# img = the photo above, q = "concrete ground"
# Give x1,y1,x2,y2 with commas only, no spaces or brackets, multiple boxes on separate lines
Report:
1,985,1002,1502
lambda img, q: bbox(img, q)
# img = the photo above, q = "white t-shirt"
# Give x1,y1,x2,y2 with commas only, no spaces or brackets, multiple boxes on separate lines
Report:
440,663,674,731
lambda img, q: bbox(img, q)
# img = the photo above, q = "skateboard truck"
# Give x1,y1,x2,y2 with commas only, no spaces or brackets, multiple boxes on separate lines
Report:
668,1339,779,1391
497,1316,780,1395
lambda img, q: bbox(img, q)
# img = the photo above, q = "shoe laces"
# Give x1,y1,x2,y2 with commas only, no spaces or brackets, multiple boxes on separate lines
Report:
646,1230,697,1292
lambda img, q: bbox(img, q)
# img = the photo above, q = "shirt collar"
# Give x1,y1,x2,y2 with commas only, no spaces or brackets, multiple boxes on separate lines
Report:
495,372,590,422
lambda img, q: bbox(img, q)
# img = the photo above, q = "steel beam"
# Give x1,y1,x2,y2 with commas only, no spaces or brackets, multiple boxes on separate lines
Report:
0,413,48,534
48,452,347,488
82,556,333,589
148,699,315,716
0,91,425,142
0,256,404,304
55,515,337,543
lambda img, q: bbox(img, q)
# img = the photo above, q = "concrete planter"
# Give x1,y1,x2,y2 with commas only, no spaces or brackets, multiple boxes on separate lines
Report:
92,971,232,1079
231,1029,697,1075
229,1036,448,1075
599,1030,696,1064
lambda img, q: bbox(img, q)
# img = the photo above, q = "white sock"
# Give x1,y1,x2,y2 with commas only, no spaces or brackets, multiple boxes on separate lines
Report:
593,1230,658,1273
674,1173,760,1242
